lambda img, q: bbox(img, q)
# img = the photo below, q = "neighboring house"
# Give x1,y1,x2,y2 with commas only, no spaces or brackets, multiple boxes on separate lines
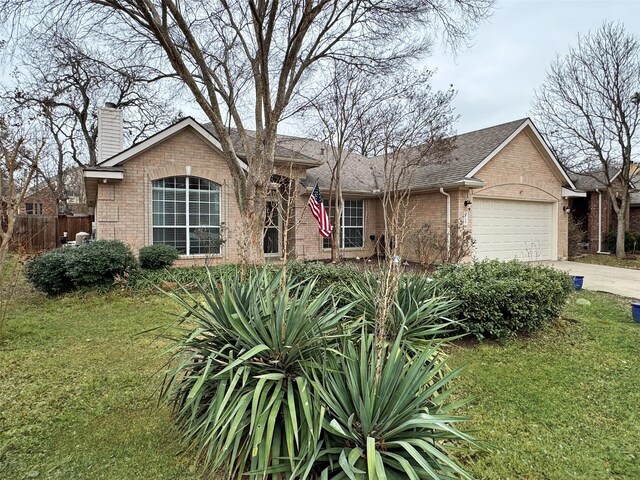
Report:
84,105,581,266
22,168,91,217
570,169,640,253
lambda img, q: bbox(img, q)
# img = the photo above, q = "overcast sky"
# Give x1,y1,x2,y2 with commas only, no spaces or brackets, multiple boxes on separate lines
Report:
423,0,640,135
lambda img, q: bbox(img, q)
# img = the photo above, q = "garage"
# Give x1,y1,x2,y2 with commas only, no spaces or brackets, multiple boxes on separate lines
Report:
473,198,555,261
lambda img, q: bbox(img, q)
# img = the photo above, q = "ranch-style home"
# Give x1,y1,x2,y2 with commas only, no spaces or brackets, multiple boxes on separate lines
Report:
84,105,583,266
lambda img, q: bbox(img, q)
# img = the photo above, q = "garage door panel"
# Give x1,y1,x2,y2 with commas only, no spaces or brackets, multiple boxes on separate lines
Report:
474,198,554,261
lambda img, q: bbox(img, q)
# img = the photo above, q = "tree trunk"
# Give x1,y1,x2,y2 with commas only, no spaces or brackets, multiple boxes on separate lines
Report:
240,186,268,266
615,202,627,259
0,216,15,268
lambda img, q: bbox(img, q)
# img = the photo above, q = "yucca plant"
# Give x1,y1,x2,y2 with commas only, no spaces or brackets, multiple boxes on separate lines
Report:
312,330,475,479
347,273,462,351
161,268,354,479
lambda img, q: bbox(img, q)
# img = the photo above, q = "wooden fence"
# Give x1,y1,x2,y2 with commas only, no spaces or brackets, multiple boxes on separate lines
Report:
10,215,93,254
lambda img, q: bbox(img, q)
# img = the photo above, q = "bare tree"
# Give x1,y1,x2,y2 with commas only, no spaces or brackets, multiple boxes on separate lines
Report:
309,62,372,262
341,73,455,376
311,65,457,263
3,30,178,213
534,21,640,259
0,106,45,266
0,0,493,265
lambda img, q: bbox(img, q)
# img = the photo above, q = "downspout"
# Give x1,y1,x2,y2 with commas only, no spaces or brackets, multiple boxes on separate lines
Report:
440,188,451,261
596,188,603,253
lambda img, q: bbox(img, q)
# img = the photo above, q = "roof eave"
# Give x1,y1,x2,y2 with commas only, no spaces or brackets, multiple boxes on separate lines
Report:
562,187,587,198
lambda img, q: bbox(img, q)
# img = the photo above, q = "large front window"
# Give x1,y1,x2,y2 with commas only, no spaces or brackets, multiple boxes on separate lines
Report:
152,176,221,255
322,199,364,249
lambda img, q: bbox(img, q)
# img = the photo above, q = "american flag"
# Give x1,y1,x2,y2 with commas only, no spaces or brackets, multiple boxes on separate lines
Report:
308,183,333,238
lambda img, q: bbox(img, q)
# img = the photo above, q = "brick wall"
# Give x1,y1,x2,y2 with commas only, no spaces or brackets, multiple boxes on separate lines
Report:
94,127,378,265
631,206,640,232
471,129,569,259
96,128,243,266
22,188,57,217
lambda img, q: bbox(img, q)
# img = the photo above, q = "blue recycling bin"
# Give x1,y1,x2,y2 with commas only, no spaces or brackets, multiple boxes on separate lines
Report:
571,275,584,291
632,302,640,323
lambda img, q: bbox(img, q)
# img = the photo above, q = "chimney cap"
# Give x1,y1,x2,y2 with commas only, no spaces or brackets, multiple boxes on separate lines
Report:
104,102,117,108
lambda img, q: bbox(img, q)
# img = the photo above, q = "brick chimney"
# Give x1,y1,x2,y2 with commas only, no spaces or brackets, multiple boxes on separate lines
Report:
97,103,123,164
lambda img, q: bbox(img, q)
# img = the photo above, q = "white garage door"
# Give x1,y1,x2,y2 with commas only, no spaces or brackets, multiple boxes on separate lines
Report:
473,198,555,261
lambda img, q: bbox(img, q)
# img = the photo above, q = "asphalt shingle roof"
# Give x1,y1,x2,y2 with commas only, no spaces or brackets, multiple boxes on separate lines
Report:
570,172,612,192
200,118,554,193
302,118,529,193
201,123,321,165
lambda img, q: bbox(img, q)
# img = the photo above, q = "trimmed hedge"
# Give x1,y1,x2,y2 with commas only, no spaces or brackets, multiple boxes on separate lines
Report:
139,244,180,270
433,260,572,339
26,240,138,295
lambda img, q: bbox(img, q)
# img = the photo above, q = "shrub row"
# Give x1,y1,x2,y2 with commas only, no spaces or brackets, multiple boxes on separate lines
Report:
433,260,573,339
26,242,572,341
138,244,180,269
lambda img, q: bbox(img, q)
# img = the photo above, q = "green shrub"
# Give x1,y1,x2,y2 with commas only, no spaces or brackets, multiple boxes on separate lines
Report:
25,248,75,296
162,267,354,478
313,330,474,479
433,260,572,339
138,244,180,269
286,261,363,302
65,240,138,287
346,273,461,349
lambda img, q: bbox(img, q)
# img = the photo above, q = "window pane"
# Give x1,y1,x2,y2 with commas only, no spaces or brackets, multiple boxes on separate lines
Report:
153,176,221,255
188,178,220,227
264,227,279,254
153,227,187,254
320,199,364,248
344,227,363,248
263,201,280,254
190,227,221,254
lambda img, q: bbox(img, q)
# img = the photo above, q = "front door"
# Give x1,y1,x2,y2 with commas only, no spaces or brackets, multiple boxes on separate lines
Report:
264,201,281,257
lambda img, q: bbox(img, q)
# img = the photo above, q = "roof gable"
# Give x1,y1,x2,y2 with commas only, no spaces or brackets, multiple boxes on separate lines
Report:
466,119,575,189
98,117,226,168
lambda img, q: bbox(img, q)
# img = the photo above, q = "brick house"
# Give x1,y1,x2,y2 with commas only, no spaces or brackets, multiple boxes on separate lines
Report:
21,181,58,217
84,106,581,265
22,168,91,218
570,169,640,253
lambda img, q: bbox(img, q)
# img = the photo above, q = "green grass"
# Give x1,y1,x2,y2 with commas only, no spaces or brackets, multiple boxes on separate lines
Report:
451,291,640,479
0,289,200,480
574,253,640,270
1,284,639,479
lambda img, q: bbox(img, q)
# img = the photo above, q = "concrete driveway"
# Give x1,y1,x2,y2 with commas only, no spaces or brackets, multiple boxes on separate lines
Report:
543,261,640,299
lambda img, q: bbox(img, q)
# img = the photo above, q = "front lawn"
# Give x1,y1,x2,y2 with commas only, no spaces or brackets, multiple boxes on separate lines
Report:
574,253,640,270
0,290,199,480
1,287,638,479
452,290,640,479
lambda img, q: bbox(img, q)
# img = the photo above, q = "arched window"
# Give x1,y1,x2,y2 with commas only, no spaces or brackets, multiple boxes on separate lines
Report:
152,177,221,255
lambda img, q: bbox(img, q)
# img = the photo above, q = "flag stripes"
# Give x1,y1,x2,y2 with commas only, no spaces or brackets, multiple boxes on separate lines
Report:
308,184,333,238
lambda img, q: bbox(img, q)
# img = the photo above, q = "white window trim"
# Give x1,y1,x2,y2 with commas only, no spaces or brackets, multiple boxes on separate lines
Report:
151,176,223,257
322,198,366,251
